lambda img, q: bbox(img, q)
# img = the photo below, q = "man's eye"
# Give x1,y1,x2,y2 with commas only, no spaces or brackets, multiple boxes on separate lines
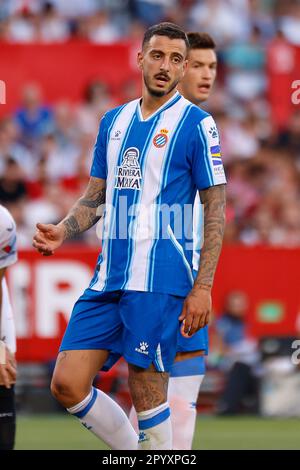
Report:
153,54,161,59
172,57,181,64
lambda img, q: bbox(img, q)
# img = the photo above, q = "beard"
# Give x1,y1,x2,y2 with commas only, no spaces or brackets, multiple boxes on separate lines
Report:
143,74,179,97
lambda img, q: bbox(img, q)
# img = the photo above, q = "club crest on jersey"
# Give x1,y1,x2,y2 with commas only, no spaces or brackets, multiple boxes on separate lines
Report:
153,129,168,148
115,147,142,190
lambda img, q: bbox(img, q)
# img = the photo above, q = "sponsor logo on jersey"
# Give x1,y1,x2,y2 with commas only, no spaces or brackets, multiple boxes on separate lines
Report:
111,129,121,141
213,165,225,178
153,129,168,148
3,245,11,253
210,144,222,166
209,125,218,139
115,147,142,190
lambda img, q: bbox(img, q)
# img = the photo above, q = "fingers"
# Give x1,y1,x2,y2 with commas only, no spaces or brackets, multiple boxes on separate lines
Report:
183,310,193,335
0,364,12,388
6,361,17,382
32,243,53,256
189,313,201,336
33,233,47,244
178,303,187,322
36,222,53,233
32,239,54,256
180,304,210,337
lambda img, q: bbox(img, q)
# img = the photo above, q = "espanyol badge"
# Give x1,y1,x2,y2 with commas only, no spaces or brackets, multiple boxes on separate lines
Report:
153,129,168,148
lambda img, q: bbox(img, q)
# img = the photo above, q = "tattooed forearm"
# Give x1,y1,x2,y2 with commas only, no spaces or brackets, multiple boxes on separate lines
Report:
128,364,169,412
79,189,106,209
60,177,106,240
193,184,226,290
63,216,80,239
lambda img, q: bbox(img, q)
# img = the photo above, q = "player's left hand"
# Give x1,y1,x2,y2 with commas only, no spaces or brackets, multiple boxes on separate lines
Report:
179,288,212,336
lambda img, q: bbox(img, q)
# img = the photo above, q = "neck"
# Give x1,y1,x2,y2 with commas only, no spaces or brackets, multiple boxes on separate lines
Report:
140,85,177,120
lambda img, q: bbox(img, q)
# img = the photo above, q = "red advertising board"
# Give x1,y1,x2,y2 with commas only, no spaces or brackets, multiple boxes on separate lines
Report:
6,245,300,362
0,41,136,116
267,39,300,130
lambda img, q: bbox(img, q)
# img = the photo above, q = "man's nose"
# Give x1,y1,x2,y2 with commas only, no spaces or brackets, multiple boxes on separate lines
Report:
202,66,213,80
160,57,170,71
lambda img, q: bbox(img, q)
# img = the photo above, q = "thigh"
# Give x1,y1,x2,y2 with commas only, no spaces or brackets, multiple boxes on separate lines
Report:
128,363,169,413
60,289,123,353
120,291,184,372
52,349,109,391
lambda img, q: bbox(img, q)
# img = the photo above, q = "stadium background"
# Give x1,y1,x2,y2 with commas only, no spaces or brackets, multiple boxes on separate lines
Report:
0,0,300,449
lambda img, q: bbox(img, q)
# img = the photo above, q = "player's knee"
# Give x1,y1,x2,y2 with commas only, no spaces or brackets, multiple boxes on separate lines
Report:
50,375,83,407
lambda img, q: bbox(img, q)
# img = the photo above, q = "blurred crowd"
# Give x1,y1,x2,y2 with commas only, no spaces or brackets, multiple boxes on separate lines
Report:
0,0,300,247
1,0,300,46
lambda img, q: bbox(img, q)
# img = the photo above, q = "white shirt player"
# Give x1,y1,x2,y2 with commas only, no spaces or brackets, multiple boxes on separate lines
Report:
0,205,17,355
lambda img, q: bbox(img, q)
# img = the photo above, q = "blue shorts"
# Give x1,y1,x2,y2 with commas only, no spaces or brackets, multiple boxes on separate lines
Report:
176,269,209,355
60,289,184,372
176,325,208,355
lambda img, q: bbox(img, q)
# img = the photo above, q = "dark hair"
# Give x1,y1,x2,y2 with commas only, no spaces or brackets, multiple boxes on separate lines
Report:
142,22,189,50
187,32,216,50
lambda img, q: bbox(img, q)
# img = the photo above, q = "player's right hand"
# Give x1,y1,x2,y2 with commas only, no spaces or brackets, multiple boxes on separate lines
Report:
32,223,65,256
0,344,17,388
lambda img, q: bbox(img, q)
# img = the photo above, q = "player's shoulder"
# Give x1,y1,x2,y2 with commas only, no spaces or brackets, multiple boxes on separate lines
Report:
180,96,215,128
103,99,140,124
0,205,17,256
0,205,16,233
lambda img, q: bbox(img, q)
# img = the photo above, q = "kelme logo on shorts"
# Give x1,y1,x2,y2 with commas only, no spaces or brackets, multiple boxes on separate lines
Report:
135,341,149,355
115,147,142,190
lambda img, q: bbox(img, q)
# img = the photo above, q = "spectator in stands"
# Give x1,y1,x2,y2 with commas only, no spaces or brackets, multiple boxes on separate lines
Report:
76,80,116,136
39,2,70,42
214,291,261,415
133,0,174,26
223,25,266,101
15,83,54,148
87,9,120,44
0,157,27,206
0,117,35,178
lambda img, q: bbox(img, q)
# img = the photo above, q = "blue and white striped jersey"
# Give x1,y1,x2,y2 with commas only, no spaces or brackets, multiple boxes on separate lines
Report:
90,91,226,297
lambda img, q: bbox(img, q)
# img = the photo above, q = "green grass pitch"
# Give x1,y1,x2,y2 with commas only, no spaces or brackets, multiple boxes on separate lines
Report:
15,414,300,450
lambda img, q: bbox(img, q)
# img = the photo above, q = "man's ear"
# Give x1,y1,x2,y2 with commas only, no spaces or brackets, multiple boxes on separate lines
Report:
137,51,143,70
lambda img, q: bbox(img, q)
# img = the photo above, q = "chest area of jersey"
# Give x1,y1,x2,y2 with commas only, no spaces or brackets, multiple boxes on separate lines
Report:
107,116,185,191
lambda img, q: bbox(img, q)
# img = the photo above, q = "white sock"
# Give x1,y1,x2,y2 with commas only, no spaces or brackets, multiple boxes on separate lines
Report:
137,402,172,450
168,374,204,450
67,387,138,450
129,404,139,433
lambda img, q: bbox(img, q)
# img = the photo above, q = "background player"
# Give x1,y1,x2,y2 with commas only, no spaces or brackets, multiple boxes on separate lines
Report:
0,204,18,450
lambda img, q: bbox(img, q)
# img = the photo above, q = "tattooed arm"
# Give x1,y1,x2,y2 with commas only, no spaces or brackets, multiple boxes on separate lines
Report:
179,184,226,336
32,176,106,255
60,176,106,240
